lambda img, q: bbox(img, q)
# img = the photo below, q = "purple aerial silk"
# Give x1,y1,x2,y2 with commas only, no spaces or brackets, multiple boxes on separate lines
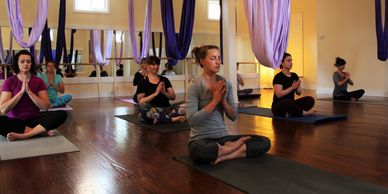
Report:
219,0,223,62
151,32,163,58
28,28,39,65
5,0,48,48
5,32,13,64
128,0,152,64
113,30,124,65
40,22,53,63
0,27,5,64
54,0,67,64
375,0,388,61
91,30,113,65
244,0,290,69
161,0,196,65
67,29,77,63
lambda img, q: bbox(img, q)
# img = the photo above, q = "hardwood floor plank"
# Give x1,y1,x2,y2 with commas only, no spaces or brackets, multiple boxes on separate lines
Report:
1,90,388,193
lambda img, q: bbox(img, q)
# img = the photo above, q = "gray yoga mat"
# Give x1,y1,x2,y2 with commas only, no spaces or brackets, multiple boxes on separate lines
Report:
115,114,190,133
318,97,388,106
238,106,346,124
174,154,388,194
0,130,79,161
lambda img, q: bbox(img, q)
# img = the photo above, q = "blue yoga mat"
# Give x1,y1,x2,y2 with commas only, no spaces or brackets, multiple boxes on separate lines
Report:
238,106,346,124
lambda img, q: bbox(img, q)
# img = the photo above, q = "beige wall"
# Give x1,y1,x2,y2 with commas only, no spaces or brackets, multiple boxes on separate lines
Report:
0,0,220,33
5,0,385,97
317,0,388,96
235,0,318,90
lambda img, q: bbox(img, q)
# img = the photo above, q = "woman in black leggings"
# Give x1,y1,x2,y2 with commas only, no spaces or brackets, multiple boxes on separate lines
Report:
332,57,364,101
271,53,316,117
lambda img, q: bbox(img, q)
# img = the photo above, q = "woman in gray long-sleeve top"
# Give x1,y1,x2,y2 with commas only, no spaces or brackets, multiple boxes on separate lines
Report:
186,45,271,165
332,57,364,101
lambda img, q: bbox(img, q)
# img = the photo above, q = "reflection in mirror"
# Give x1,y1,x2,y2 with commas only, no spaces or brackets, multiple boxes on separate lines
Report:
1,26,224,79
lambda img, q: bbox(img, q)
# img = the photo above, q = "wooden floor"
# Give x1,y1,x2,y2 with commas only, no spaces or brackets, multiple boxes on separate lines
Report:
1,89,388,193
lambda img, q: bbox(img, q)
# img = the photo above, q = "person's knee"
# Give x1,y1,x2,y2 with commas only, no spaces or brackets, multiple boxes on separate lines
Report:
188,141,218,163
246,136,271,158
55,110,68,123
306,96,315,106
67,95,73,101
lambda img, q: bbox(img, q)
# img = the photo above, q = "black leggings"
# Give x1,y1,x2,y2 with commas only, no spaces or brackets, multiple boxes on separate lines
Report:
271,96,315,117
188,135,271,164
0,110,67,137
334,89,365,101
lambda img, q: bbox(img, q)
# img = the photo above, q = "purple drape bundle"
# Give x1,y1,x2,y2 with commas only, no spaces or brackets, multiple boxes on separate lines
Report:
244,0,290,69
375,0,388,61
91,30,113,65
161,0,195,66
5,0,48,48
128,0,152,64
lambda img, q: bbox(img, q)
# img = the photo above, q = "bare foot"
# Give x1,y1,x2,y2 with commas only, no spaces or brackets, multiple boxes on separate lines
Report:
171,116,186,123
218,136,251,156
177,116,186,123
303,109,317,116
47,130,56,137
351,97,356,102
24,127,33,133
7,132,27,141
214,143,247,165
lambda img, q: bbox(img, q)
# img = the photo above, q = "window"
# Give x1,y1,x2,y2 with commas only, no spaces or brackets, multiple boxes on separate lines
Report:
208,0,220,21
115,31,124,43
74,0,109,13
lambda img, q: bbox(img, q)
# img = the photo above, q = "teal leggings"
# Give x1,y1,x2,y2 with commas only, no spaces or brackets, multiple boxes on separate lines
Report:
51,94,72,108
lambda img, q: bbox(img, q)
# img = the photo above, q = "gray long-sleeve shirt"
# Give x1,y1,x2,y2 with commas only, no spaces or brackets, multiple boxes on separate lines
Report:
186,75,237,142
333,71,354,97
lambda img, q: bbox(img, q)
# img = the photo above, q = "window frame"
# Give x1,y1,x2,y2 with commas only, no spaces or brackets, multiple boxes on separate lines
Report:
207,0,221,21
73,0,110,14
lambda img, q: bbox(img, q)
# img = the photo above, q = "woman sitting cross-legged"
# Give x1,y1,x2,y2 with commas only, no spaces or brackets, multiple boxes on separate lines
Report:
186,45,271,165
332,57,364,101
271,53,316,117
38,61,72,108
136,55,185,124
0,50,68,141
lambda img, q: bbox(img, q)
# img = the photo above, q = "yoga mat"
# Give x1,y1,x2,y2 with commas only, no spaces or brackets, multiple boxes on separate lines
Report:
120,98,138,105
0,130,79,161
48,105,73,111
238,93,261,99
238,106,346,124
318,97,388,106
115,114,190,133
174,154,388,194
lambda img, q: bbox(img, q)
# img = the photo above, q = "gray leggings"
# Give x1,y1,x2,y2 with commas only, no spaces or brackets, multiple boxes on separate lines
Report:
188,135,271,164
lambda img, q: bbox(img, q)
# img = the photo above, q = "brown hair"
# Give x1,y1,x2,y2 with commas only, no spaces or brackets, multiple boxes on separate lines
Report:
191,45,219,67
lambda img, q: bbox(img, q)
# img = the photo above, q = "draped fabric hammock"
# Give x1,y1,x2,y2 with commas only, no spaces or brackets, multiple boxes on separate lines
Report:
0,30,13,64
244,0,290,69
5,0,48,48
0,28,5,64
39,0,67,64
113,30,124,65
128,0,152,64
151,32,163,58
28,28,39,65
54,0,68,64
67,29,77,63
90,30,113,66
161,0,196,66
375,0,388,61
40,22,53,63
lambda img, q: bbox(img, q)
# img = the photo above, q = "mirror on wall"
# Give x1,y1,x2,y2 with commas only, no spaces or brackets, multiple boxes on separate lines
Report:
0,26,226,79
